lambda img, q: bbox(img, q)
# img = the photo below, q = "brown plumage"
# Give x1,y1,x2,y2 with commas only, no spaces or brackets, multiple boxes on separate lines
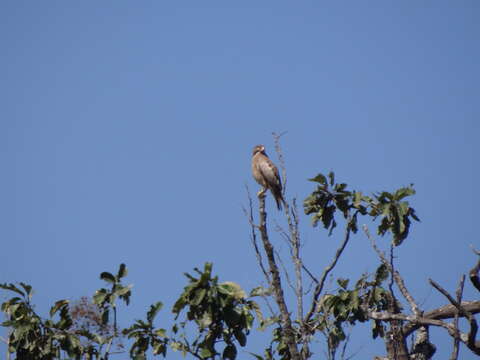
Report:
251,144,285,210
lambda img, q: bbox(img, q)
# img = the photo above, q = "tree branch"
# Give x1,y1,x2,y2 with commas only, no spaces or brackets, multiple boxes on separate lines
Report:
429,278,480,355
273,133,310,358
244,185,270,283
364,225,422,317
403,301,480,336
450,275,465,360
257,193,300,359
304,221,352,326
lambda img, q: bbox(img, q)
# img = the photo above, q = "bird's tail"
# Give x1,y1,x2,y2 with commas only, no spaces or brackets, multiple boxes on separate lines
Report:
272,188,285,211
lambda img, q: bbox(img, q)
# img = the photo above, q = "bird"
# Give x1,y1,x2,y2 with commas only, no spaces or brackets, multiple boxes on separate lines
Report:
251,144,285,210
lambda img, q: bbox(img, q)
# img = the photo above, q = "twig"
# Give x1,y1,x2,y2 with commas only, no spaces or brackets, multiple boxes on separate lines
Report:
302,264,319,285
471,245,480,256
450,275,465,360
304,219,352,325
429,278,480,355
244,184,270,282
272,131,288,194
272,133,309,357
364,225,421,317
274,248,296,295
389,243,396,301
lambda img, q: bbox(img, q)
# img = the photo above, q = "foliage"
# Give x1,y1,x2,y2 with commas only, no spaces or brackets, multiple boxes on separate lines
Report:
1,263,255,360
171,262,259,360
317,264,391,353
122,302,168,359
1,264,134,359
304,172,419,245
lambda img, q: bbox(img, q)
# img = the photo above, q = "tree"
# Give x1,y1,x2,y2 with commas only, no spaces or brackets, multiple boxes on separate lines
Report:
2,138,479,359
243,135,480,360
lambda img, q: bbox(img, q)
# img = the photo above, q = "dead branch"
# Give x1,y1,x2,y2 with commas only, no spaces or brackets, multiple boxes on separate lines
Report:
450,275,465,360
244,185,270,283
403,301,480,337
429,278,480,355
257,193,301,359
304,219,352,326
274,248,296,295
273,134,310,358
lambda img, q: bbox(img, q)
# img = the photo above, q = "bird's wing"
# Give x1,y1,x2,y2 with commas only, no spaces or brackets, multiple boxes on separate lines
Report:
257,154,281,188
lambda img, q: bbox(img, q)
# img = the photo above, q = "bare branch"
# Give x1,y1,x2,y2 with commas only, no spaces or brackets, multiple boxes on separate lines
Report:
364,225,422,317
369,311,452,330
257,192,300,359
450,275,465,360
272,135,309,358
302,263,319,285
429,278,479,354
304,220,352,325
274,248,296,295
272,131,288,194
403,301,480,337
471,245,480,256
244,185,270,283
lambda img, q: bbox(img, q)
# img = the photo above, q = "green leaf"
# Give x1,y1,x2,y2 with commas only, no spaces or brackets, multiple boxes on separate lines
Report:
218,282,246,299
153,341,167,356
353,191,362,208
192,288,207,306
117,263,128,279
100,272,115,283
198,311,212,328
223,344,237,360
0,283,25,297
101,308,109,325
115,284,133,296
19,283,33,299
328,171,335,186
248,352,264,360
147,302,163,323
93,289,107,305
339,291,349,301
394,186,415,201
337,278,349,290
309,173,327,185
68,334,81,349
50,299,69,317
234,329,247,347
155,328,167,338
249,286,271,297
248,300,263,324
375,264,389,284
200,347,213,358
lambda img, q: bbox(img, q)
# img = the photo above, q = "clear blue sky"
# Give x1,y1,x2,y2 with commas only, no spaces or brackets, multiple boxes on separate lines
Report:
1,2,479,359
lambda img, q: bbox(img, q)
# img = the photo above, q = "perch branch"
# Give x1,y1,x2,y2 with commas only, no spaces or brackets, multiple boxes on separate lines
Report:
257,193,300,359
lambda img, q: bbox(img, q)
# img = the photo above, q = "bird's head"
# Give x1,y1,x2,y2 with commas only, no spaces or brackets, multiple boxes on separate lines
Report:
252,144,266,156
